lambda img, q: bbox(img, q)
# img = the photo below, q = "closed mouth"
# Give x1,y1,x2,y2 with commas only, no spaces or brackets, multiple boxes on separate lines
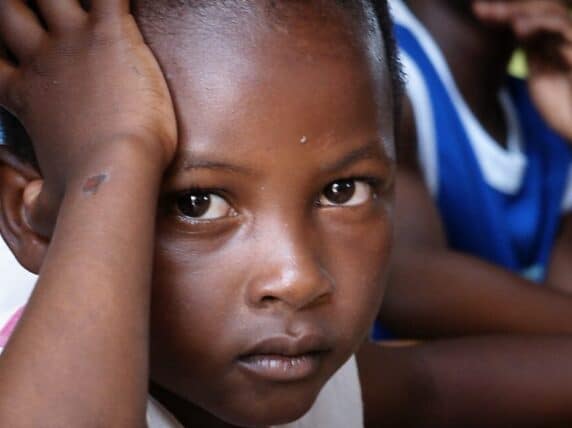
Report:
237,351,328,382
237,334,332,382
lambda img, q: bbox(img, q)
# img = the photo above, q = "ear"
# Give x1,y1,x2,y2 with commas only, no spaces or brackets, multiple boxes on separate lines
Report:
0,146,47,274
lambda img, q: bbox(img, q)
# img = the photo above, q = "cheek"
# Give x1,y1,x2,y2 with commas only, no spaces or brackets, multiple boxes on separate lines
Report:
322,211,392,338
148,235,249,391
150,235,247,342
148,207,392,410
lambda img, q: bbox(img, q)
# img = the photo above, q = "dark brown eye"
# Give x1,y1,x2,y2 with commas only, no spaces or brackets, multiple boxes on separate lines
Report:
176,192,233,220
323,180,355,204
319,179,373,207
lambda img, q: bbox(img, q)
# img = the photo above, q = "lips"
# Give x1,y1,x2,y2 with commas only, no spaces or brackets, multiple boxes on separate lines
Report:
237,334,332,382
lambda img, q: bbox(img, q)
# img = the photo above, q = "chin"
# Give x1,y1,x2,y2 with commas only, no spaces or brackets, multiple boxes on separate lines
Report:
213,384,320,428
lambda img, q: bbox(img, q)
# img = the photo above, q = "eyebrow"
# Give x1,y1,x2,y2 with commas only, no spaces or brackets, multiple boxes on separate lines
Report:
173,157,257,176
321,140,391,174
169,139,391,177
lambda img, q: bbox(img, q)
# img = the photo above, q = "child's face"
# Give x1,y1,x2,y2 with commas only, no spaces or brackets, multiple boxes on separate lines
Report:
141,3,394,426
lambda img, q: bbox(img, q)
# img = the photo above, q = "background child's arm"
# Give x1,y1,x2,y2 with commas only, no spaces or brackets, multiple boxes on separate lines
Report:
0,1,177,425
380,97,572,338
546,214,572,294
359,338,572,428
473,0,572,296
381,0,572,339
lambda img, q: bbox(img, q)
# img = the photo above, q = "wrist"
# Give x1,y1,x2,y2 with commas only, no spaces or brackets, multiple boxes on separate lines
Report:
29,137,168,238
66,136,167,193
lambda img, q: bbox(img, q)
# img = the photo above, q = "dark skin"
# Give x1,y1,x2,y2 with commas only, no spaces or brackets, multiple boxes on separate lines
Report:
2,1,572,427
0,1,392,426
379,0,572,338
144,6,393,425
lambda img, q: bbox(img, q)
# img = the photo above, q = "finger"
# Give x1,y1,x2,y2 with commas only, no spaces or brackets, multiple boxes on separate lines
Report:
474,0,569,16
0,41,14,84
513,14,572,43
91,0,129,18
0,61,16,106
35,0,87,33
0,0,45,61
473,0,569,24
0,58,17,111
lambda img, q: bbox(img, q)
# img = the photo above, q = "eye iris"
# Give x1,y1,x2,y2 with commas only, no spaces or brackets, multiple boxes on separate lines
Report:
177,192,211,217
325,180,355,204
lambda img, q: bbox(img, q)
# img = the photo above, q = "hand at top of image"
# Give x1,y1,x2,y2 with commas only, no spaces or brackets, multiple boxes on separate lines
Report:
0,0,177,208
473,0,572,142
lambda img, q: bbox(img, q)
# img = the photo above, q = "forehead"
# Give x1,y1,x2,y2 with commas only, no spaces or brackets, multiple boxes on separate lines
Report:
138,1,393,161
139,1,387,86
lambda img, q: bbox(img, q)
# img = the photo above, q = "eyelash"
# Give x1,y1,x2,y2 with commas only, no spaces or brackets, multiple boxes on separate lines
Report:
171,188,235,223
316,176,381,206
171,176,384,221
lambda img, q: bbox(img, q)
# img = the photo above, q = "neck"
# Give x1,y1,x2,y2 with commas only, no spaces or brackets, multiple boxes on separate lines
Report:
405,0,516,144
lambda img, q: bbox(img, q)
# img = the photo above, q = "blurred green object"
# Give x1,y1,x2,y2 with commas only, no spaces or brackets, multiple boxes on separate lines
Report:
509,50,528,78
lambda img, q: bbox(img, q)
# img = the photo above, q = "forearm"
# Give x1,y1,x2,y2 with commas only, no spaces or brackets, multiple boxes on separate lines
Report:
414,336,572,428
0,142,162,426
380,248,572,338
546,242,572,294
360,338,572,428
546,213,572,294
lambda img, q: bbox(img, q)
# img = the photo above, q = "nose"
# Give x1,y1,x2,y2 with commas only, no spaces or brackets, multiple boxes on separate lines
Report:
246,221,334,311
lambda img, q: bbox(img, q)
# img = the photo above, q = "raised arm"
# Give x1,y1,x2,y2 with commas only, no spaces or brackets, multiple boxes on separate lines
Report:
379,96,572,338
471,0,572,294
359,338,572,428
0,1,177,425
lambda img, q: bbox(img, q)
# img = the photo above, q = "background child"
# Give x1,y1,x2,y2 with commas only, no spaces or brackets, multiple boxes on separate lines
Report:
2,1,572,427
380,0,572,338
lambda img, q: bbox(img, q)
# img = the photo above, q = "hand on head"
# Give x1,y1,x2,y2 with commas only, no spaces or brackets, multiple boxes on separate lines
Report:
0,0,178,235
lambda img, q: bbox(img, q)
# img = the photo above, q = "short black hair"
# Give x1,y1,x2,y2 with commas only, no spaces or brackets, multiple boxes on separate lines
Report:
0,0,402,165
